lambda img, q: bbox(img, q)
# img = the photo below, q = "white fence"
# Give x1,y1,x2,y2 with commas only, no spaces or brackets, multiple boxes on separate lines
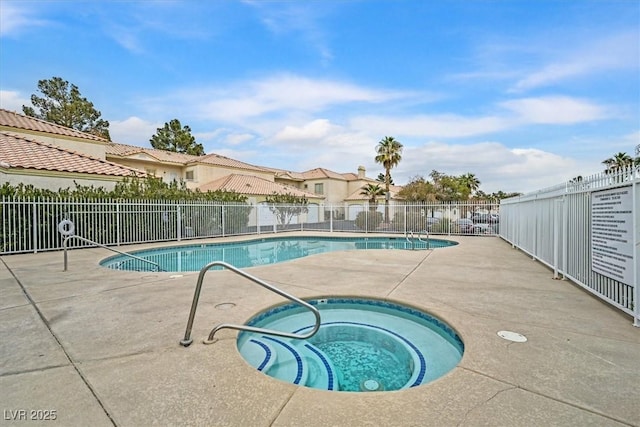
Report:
0,199,500,255
4,175,638,325
500,167,639,326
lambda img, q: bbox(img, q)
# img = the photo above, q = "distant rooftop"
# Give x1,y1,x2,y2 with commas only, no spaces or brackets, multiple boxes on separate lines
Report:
0,132,145,178
198,173,322,198
0,109,109,143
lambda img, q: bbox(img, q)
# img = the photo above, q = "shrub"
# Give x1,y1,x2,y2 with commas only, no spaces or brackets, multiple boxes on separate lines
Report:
355,211,383,231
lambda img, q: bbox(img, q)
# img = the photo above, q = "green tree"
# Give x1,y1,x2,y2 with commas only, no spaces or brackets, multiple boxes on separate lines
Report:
150,119,204,155
602,152,636,174
490,190,521,200
397,176,437,203
360,183,385,211
374,136,403,222
376,173,393,185
459,173,480,199
22,77,111,140
265,192,309,228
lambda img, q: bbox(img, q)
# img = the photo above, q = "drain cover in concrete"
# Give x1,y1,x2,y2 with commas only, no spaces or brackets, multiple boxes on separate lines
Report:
497,330,527,342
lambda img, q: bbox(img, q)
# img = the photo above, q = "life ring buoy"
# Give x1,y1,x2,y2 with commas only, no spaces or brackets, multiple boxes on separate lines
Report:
58,220,75,236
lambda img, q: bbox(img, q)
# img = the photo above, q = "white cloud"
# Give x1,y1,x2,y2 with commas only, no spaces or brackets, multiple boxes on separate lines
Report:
511,31,639,92
243,1,335,65
501,96,610,124
274,119,340,142
349,114,510,138
0,2,48,36
196,74,406,123
222,132,255,146
0,90,29,111
395,142,581,193
107,25,145,54
109,116,159,146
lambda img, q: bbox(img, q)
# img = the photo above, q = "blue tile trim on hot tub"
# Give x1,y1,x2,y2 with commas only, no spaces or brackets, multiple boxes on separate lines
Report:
303,344,336,391
295,321,427,387
249,339,272,372
261,336,304,385
246,297,464,354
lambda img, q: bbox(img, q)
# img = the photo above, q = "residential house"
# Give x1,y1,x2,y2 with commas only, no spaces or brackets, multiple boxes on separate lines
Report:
0,109,398,210
0,110,145,190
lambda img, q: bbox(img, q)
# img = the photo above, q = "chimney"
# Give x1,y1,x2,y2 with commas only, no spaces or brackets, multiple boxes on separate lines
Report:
357,166,365,179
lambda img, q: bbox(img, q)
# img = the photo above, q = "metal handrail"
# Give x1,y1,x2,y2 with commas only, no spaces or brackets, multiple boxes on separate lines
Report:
406,231,416,250
180,261,321,347
406,230,430,250
419,230,430,249
63,235,163,272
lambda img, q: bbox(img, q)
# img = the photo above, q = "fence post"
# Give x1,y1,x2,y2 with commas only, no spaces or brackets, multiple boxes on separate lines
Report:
404,205,407,235
562,194,568,279
634,174,639,327
177,204,182,241
553,199,562,279
32,198,38,253
256,204,260,235
329,204,333,232
221,204,225,238
116,200,121,246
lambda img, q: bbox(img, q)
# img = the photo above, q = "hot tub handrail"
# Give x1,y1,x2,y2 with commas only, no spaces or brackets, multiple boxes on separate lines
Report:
180,260,321,347
63,235,163,272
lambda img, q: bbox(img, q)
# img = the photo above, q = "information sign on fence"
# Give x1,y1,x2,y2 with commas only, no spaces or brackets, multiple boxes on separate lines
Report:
591,186,634,286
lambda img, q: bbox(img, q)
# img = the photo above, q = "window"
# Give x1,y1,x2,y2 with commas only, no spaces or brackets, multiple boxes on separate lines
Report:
314,183,324,195
185,170,195,181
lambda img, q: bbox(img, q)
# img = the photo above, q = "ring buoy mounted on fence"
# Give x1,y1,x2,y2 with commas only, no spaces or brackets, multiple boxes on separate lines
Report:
58,219,75,236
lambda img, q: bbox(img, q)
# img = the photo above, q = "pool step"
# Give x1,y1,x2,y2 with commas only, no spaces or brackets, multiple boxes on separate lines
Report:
244,336,338,390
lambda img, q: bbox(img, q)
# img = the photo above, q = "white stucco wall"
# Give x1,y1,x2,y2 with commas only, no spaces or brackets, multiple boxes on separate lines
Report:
0,171,119,191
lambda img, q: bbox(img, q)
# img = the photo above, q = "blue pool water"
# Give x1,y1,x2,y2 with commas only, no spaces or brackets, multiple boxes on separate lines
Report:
100,236,457,272
237,297,464,392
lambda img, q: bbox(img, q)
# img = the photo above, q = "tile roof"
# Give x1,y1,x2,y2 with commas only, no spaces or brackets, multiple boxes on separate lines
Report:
198,174,322,198
106,143,200,164
301,168,348,180
194,153,270,172
0,132,146,177
0,109,109,143
261,167,306,181
107,143,269,172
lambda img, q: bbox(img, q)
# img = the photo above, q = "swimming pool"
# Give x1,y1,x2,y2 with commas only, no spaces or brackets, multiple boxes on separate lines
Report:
100,236,457,272
237,297,464,392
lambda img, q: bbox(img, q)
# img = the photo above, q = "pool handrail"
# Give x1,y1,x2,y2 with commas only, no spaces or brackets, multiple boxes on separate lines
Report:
419,230,430,249
63,235,163,272
406,230,430,250
180,260,321,347
406,231,415,250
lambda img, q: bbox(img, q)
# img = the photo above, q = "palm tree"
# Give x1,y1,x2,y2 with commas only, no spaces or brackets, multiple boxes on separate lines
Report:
603,152,634,174
376,173,393,185
459,173,480,199
360,183,385,212
375,136,403,222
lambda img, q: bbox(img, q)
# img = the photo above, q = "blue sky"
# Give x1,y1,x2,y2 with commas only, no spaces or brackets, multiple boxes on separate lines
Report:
1,0,638,194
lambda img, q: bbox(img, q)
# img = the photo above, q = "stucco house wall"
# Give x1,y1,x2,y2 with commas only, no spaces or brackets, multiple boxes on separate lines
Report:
0,170,121,191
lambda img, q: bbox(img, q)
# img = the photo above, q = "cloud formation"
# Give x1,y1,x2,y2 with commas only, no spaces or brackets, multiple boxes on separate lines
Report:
511,31,640,92
0,2,49,37
501,96,610,124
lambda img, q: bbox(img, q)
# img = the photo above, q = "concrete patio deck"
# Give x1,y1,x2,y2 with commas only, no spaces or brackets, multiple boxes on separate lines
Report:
1,234,638,427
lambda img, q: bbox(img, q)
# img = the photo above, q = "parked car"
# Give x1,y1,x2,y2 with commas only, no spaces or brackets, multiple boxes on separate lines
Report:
455,218,495,234
471,213,499,224
425,217,440,231
455,218,475,233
